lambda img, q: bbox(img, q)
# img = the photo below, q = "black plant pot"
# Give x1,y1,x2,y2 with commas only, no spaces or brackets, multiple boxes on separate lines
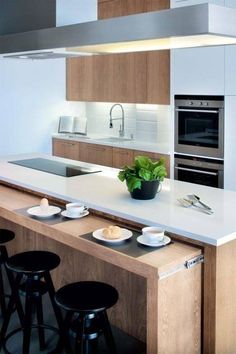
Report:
130,180,161,200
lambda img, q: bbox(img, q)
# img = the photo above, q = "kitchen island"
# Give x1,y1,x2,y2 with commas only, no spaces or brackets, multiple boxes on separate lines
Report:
0,153,235,353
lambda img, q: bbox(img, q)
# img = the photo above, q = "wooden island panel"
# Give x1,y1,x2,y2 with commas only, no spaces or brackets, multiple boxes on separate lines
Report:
0,184,202,353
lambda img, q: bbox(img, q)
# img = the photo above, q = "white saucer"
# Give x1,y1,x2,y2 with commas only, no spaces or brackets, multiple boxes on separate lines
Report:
137,235,171,247
92,228,132,244
27,206,61,218
61,210,89,219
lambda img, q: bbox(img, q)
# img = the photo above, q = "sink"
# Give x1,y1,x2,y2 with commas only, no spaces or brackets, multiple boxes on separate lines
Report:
96,137,132,143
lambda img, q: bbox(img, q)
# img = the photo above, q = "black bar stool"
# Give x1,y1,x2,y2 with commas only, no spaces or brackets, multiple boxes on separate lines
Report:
0,250,63,354
0,229,15,318
55,281,119,354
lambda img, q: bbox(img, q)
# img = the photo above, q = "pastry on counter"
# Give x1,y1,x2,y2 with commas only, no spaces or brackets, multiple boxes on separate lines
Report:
102,226,122,240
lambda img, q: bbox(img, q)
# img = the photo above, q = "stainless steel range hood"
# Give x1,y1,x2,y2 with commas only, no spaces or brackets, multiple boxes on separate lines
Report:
1,3,236,60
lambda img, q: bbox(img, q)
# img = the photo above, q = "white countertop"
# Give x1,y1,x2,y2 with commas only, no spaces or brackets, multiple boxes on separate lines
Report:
52,133,170,155
0,153,235,247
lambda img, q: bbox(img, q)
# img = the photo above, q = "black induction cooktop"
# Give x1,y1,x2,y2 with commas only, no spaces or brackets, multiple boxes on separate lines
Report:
9,158,101,177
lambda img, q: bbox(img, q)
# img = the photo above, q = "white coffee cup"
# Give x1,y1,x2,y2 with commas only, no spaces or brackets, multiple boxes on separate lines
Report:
66,203,87,216
142,226,164,243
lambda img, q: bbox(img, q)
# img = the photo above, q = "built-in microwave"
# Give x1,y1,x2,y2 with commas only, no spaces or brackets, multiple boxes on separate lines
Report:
174,154,224,189
174,95,224,159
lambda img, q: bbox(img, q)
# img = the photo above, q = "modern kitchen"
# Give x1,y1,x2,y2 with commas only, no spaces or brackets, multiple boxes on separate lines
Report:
0,1,235,354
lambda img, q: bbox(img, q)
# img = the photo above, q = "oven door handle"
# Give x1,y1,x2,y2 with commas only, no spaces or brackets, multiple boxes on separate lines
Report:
175,108,219,114
175,166,218,176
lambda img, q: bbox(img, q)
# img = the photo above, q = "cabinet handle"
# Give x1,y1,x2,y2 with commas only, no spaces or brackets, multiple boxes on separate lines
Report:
89,146,106,151
175,166,218,176
175,108,218,114
115,151,130,155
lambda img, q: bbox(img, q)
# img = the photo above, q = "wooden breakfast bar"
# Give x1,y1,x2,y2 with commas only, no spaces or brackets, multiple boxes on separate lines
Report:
0,154,235,354
0,184,203,354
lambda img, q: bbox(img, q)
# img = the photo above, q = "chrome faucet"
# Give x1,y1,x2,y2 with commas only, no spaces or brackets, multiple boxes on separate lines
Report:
109,103,125,138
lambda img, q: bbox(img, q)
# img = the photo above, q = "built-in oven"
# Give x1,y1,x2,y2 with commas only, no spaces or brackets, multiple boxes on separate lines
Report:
175,95,224,159
174,154,224,188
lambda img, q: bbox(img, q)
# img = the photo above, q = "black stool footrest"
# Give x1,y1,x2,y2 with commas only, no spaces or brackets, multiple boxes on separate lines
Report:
0,251,63,354
2,323,60,354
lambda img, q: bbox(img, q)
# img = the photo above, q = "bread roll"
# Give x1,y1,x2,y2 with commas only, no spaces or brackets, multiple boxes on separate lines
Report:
102,226,122,239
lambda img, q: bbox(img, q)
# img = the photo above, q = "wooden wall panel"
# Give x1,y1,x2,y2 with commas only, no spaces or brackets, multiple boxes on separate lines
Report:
158,265,201,354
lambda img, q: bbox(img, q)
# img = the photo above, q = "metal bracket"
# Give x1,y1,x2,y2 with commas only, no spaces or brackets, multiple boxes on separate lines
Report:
185,255,204,269
159,254,204,279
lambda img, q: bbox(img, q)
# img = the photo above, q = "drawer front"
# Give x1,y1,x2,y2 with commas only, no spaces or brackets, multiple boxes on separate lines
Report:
113,147,134,169
52,139,80,161
79,143,113,167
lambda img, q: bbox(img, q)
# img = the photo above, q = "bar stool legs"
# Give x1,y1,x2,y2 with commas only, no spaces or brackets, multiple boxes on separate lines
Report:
0,258,6,317
100,311,118,354
35,287,46,351
0,273,24,351
0,251,63,354
0,229,15,319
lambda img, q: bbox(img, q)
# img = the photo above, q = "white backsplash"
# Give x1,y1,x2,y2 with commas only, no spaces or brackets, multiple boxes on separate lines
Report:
85,102,171,144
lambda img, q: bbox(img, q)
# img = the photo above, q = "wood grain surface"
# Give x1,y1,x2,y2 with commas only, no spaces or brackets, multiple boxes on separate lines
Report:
0,184,203,353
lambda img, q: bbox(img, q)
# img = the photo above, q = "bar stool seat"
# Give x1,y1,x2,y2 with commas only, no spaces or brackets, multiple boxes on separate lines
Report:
0,250,63,354
0,229,15,318
55,281,119,354
0,230,15,245
6,250,60,274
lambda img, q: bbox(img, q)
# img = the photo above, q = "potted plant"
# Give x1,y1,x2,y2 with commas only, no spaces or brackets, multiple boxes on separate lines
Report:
118,155,167,200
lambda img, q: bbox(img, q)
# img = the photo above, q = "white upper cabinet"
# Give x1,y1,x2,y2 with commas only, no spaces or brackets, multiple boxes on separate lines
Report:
171,46,225,96
56,0,97,25
224,0,236,95
171,0,225,95
171,0,224,7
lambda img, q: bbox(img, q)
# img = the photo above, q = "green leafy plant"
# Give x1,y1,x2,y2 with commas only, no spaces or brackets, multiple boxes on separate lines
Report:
118,155,167,193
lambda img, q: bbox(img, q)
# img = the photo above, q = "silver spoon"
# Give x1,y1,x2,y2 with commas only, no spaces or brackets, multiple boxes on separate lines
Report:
187,194,212,211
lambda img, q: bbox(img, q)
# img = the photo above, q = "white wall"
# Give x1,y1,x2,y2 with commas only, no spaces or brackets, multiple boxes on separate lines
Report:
0,0,97,156
56,0,97,25
0,59,86,155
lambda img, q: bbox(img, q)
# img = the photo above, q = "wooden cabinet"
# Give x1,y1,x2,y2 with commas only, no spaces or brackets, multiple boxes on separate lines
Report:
52,138,80,160
98,0,147,19
79,142,113,167
52,139,170,176
66,0,170,104
112,147,134,168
